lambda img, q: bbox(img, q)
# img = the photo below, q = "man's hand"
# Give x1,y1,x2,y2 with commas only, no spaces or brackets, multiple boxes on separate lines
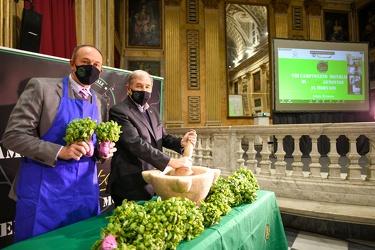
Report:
58,141,90,161
98,142,117,159
181,130,197,148
168,156,193,170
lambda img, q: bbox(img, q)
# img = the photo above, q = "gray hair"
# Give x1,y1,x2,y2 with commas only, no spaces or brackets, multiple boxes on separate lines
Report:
126,70,153,87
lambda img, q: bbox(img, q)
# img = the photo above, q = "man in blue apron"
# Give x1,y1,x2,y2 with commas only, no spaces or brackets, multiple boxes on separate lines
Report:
2,45,116,242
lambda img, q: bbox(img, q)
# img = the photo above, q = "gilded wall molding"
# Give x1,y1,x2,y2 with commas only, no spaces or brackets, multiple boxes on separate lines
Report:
202,0,220,10
187,29,200,90
187,0,199,24
188,96,201,123
271,0,291,14
304,0,324,16
164,0,182,7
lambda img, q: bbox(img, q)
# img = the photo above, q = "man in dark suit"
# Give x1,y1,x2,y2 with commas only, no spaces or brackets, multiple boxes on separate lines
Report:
2,45,116,242
106,69,197,206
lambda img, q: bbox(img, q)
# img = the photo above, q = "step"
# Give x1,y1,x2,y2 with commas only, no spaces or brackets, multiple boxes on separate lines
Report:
276,196,375,226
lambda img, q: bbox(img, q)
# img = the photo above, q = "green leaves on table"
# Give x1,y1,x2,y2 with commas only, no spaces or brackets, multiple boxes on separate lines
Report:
200,168,260,227
92,168,260,249
92,197,204,250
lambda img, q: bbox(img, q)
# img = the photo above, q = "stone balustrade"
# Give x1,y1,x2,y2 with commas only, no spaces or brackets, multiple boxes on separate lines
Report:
166,122,375,226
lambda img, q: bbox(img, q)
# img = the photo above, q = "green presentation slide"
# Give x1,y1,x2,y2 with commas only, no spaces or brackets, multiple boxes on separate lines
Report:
278,58,365,103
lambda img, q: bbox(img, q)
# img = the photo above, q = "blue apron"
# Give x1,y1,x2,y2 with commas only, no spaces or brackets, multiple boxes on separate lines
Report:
14,77,100,242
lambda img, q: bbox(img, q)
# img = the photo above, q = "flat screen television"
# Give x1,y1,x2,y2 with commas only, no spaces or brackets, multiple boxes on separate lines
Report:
272,38,369,112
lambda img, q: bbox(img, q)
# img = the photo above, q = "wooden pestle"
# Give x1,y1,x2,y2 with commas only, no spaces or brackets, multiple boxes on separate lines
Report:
174,140,194,176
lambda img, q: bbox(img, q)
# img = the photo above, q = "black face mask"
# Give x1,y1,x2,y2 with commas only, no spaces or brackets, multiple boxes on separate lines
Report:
130,89,151,106
74,64,100,85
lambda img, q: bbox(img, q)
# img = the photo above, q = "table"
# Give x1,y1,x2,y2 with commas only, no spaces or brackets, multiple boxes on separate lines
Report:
5,190,288,250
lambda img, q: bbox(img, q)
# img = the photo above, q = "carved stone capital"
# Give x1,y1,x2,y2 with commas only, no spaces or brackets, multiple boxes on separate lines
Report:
202,0,220,9
260,63,268,73
304,0,324,16
237,77,243,84
271,0,291,14
164,0,182,7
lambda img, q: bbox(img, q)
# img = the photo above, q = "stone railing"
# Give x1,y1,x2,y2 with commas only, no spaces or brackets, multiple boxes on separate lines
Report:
166,122,375,226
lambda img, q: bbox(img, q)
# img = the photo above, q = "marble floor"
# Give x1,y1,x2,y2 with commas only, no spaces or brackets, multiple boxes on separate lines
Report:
285,227,375,250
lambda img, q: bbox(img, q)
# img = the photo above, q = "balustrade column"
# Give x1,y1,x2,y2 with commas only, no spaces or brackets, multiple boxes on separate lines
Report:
236,137,245,169
309,135,322,178
258,135,272,176
366,137,375,182
291,135,303,178
346,135,362,182
274,135,287,177
194,137,203,166
245,136,258,173
202,136,212,168
327,135,342,180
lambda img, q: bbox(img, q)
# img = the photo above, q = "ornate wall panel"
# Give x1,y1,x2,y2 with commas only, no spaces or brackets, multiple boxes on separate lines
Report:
187,29,200,90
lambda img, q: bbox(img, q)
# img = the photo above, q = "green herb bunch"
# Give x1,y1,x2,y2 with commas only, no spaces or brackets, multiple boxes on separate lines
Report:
63,117,97,145
92,197,204,250
95,120,122,144
199,168,259,227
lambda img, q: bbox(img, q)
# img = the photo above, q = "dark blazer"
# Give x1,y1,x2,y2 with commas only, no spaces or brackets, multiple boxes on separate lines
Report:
106,97,182,200
2,77,108,166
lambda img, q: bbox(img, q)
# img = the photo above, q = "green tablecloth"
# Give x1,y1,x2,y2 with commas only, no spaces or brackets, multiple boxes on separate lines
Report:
5,190,288,250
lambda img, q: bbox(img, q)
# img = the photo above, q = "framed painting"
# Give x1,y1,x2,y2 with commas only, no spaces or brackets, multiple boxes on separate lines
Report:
253,97,262,113
253,71,261,93
324,11,349,42
126,0,162,48
127,60,161,77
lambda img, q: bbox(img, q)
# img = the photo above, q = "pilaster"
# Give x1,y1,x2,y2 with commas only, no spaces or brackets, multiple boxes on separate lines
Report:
203,0,222,126
305,0,324,40
75,0,115,67
164,0,183,127
271,0,290,38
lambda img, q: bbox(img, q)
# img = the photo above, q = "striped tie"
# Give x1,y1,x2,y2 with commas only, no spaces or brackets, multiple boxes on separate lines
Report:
79,88,89,99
